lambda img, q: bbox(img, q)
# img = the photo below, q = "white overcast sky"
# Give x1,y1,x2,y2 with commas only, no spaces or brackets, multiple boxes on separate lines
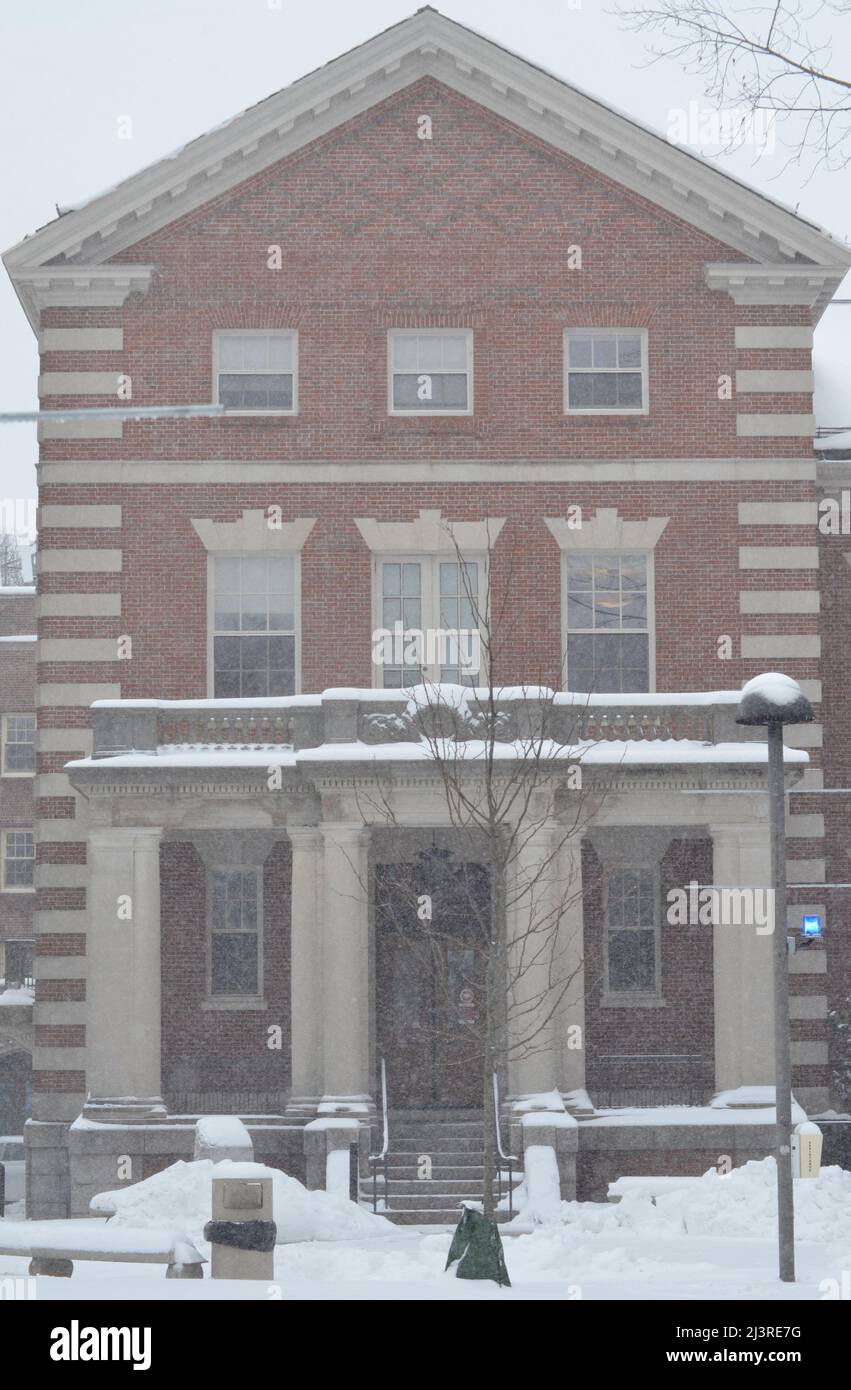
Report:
1,0,849,511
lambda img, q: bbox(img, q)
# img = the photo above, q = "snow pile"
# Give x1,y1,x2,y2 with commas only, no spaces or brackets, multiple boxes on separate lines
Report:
91,1159,393,1245
0,985,34,1005
511,1159,851,1242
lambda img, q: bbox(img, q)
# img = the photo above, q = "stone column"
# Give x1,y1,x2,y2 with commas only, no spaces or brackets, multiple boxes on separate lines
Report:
286,828,323,1115
320,825,371,1105
508,821,561,1098
712,823,775,1092
86,827,164,1111
555,833,586,1099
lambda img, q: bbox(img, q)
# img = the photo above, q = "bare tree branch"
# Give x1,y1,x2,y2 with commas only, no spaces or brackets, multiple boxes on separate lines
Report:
614,0,851,171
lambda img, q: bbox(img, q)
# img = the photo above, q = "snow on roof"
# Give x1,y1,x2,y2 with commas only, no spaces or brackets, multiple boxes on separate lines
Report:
815,429,851,451
0,586,35,595
0,634,37,642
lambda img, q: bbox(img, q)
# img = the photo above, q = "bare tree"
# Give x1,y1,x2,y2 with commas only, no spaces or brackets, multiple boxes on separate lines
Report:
0,533,24,585
615,0,851,171
354,528,612,1219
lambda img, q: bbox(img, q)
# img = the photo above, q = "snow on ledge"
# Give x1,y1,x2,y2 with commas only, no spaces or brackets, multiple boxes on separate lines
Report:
65,736,809,772
90,684,752,713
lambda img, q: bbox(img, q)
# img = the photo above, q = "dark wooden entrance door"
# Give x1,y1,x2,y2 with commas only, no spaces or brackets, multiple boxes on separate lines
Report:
375,850,489,1109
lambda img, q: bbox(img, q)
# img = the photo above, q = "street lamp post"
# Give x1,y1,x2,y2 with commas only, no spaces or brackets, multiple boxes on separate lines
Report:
737,672,814,1284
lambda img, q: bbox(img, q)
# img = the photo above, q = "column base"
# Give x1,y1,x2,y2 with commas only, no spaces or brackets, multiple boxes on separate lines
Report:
80,1096,168,1125
316,1094,374,1119
284,1095,322,1121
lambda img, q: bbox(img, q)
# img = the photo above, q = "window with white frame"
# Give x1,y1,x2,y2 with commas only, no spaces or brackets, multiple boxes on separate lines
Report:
1,830,35,892
212,555,297,697
214,331,297,413
605,866,658,994
1,715,35,775
388,331,472,414
209,867,261,996
374,556,483,686
565,552,650,692
564,329,647,413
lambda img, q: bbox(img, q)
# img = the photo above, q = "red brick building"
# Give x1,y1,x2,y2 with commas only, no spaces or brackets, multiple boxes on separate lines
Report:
0,585,36,1134
4,10,850,1218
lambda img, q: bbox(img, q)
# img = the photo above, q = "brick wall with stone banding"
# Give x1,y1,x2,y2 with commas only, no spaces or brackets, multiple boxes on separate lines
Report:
21,73,842,1200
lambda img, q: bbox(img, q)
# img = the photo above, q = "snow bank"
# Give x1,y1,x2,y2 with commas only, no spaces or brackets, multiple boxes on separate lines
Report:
0,986,34,1006
91,1159,393,1245
509,1158,851,1242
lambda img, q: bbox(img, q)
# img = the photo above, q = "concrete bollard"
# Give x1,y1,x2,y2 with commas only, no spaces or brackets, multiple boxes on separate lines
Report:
204,1175,275,1280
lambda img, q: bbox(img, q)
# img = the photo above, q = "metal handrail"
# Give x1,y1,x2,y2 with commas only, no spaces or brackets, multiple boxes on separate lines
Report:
493,1071,519,1218
368,1057,390,1214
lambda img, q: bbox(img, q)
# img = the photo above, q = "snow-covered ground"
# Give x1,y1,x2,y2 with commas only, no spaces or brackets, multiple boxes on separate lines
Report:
1,1158,848,1301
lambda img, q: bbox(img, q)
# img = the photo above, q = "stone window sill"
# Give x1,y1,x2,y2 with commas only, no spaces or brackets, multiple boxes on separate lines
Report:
201,997,268,1012
600,993,667,1009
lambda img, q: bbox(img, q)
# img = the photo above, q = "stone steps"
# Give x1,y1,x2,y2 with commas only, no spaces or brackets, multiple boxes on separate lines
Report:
370,1109,521,1225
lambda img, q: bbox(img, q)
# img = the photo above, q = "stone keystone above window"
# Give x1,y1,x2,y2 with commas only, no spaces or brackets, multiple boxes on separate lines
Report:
544,508,669,551
354,509,505,552
191,510,316,552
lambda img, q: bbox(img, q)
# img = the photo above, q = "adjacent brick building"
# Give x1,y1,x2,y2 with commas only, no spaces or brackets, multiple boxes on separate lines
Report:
4,9,850,1217
0,585,36,1134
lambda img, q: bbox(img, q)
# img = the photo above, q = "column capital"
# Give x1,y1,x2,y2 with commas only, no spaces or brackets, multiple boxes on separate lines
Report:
320,823,370,848
287,825,322,847
89,825,163,850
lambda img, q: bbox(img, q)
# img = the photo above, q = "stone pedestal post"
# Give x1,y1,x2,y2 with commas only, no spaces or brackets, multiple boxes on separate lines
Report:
712,824,775,1091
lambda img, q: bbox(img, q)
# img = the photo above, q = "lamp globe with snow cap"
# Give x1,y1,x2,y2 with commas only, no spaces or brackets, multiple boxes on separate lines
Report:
735,671,814,728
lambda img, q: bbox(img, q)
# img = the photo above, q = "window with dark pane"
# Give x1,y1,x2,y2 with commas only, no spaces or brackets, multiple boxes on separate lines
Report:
390,332,471,414
606,866,657,993
210,868,260,996
566,551,649,692
381,560,424,687
217,332,295,412
2,830,35,890
213,555,296,697
438,560,479,684
566,330,645,412
2,715,35,773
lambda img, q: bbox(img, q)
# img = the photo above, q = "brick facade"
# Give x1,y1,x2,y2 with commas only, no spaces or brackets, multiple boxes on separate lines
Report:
5,10,849,1211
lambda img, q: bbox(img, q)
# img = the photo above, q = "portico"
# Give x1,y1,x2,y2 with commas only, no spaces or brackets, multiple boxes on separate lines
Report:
54,686,805,1212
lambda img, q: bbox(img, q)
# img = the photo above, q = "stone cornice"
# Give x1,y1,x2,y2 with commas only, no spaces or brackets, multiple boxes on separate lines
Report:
704,262,844,319
191,510,316,552
5,10,850,327
10,265,155,332
545,507,669,551
355,508,505,552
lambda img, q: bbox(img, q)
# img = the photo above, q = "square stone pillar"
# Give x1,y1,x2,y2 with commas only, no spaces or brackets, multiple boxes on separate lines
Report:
507,820,562,1098
286,827,323,1116
319,824,371,1106
86,826,164,1110
554,833,586,1099
712,823,775,1091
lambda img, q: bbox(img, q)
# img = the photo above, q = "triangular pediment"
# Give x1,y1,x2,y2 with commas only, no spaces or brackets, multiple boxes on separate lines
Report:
5,6,850,328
